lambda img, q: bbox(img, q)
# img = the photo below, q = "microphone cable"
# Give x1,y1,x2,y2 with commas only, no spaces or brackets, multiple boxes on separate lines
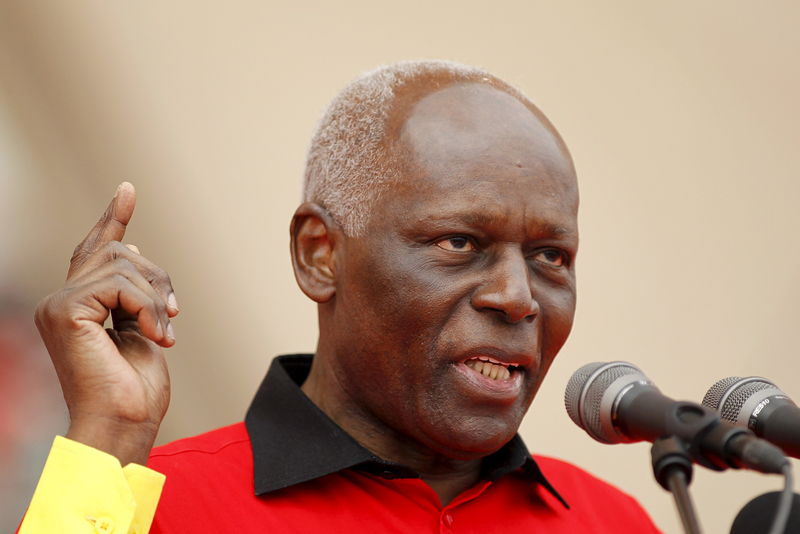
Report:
768,462,793,534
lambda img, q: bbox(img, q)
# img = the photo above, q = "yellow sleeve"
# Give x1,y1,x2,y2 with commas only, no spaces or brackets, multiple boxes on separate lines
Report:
18,436,165,534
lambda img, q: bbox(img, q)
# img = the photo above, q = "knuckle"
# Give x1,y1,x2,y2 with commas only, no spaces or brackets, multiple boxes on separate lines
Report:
151,266,172,288
97,206,113,227
110,272,131,288
33,297,52,325
106,240,125,256
112,257,136,273
152,300,165,318
34,291,71,328
69,243,88,265
152,295,167,315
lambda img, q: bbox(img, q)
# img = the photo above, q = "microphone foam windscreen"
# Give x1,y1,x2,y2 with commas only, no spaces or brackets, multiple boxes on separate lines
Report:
702,376,744,411
565,362,606,427
703,377,779,423
565,361,645,443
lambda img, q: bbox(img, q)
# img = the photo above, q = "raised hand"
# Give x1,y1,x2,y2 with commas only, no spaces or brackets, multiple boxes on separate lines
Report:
34,183,178,465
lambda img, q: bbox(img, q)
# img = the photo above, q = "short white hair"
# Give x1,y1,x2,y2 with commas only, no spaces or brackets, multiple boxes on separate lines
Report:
303,59,531,236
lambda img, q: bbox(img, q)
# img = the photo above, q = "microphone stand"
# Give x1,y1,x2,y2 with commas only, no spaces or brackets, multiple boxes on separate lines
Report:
651,436,702,534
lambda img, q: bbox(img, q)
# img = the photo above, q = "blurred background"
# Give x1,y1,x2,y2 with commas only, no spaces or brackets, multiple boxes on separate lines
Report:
1,1,798,531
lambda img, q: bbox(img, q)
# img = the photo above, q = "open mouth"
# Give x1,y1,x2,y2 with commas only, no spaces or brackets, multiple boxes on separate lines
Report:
463,356,521,381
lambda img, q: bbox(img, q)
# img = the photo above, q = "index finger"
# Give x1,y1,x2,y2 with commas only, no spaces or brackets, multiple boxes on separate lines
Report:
69,182,136,274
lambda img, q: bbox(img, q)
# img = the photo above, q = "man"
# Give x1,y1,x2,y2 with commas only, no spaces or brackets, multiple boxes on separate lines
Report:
21,61,660,532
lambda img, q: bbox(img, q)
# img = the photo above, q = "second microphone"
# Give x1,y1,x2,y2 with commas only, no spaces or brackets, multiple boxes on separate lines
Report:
565,361,788,474
703,376,800,460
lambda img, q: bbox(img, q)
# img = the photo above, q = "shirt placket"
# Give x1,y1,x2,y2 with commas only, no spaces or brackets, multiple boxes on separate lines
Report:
438,480,493,533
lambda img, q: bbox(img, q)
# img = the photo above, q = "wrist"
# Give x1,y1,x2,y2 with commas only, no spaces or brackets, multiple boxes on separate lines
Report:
67,416,160,466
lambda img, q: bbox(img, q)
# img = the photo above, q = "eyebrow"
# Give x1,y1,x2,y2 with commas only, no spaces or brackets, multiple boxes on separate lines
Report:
420,212,576,237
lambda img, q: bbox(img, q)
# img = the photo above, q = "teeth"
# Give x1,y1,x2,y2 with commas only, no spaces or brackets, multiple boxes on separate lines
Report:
464,359,513,380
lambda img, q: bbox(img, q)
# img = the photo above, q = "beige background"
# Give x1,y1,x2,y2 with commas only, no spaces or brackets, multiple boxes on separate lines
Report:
1,1,798,531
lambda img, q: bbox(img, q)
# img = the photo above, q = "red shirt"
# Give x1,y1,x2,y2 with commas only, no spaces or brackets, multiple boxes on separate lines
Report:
148,423,660,533
147,356,661,533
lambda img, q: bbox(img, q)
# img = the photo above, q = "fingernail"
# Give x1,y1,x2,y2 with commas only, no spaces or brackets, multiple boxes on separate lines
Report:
167,292,179,312
166,322,175,342
155,319,164,338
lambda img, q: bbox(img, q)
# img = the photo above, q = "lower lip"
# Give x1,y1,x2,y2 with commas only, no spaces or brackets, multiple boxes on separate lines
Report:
452,362,525,403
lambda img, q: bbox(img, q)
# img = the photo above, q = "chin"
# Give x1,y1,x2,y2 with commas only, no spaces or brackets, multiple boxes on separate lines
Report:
421,414,521,460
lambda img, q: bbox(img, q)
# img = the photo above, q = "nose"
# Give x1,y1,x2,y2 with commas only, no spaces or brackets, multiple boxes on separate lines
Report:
471,248,539,323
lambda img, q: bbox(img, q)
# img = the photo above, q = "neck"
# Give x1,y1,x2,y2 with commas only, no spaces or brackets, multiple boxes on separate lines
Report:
301,354,484,505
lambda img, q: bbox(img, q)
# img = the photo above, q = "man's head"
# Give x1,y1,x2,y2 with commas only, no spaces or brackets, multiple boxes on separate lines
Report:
303,60,538,237
293,60,578,461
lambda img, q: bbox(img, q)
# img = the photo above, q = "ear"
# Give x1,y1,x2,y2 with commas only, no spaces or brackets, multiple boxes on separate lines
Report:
290,203,340,303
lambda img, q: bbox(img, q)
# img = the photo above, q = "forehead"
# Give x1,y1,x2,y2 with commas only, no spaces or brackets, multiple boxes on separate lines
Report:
380,83,578,228
398,83,570,170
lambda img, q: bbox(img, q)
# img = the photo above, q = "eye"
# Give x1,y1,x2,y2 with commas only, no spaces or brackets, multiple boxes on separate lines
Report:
435,236,476,252
534,248,568,267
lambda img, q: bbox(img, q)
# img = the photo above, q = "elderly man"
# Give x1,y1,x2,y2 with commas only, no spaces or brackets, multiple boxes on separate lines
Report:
21,61,660,532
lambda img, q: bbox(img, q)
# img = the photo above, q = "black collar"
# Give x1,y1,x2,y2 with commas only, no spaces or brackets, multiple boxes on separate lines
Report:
245,354,568,508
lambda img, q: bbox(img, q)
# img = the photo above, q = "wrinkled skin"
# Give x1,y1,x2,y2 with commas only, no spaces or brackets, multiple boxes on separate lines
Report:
296,81,579,502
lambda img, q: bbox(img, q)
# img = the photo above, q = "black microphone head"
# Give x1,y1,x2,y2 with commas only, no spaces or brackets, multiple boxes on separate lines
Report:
702,376,792,427
564,361,653,444
730,491,800,534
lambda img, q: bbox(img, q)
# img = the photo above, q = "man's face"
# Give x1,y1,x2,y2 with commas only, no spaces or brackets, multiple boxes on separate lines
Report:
328,82,578,459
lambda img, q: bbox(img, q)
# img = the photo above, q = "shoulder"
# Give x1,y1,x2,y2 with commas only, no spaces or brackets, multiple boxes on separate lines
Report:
147,423,259,532
534,454,635,494
147,422,252,476
533,454,643,505
532,455,662,532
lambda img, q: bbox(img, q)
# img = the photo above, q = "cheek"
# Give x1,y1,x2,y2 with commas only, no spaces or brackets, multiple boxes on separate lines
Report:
334,255,456,385
351,253,463,335
538,285,577,358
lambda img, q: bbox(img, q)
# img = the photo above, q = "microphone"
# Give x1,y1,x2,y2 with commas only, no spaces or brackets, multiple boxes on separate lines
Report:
702,376,800,459
565,361,788,474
